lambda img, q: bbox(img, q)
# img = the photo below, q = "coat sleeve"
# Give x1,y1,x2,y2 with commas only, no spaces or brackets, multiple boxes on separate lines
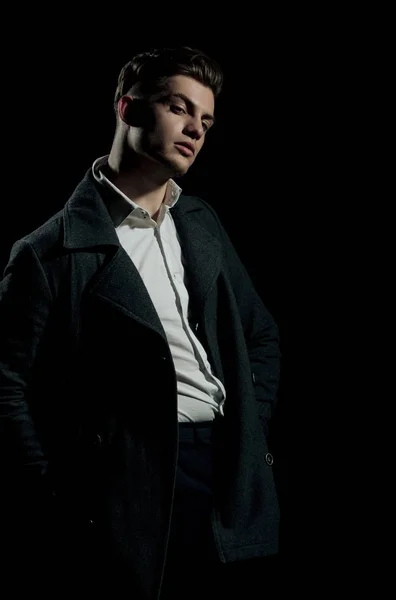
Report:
203,203,281,432
0,239,52,487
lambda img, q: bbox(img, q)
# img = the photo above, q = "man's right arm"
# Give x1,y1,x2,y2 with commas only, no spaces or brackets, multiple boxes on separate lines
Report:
0,239,52,486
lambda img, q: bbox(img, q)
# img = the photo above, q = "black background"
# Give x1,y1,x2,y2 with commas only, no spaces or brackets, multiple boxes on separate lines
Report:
0,23,348,575
0,1,386,587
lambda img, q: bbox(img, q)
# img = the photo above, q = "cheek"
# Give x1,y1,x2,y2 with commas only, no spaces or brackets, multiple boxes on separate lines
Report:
154,120,180,146
128,125,153,146
128,128,157,155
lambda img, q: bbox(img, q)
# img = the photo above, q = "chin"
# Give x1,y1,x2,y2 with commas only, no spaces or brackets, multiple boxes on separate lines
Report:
155,154,190,177
171,163,190,177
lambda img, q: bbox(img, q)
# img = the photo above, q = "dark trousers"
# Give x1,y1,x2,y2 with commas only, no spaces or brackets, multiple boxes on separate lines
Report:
160,421,280,598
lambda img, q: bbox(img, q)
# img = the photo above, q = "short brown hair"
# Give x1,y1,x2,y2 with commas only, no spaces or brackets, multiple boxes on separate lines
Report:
114,46,223,113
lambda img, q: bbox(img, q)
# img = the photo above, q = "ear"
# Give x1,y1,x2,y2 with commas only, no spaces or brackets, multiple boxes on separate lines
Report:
117,95,133,124
118,95,150,126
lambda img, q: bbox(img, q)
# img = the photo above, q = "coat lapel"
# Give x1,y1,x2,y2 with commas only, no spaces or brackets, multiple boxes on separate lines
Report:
170,203,222,318
63,170,222,337
85,245,167,341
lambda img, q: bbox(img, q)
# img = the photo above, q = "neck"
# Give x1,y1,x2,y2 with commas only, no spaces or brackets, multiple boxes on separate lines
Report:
106,144,169,218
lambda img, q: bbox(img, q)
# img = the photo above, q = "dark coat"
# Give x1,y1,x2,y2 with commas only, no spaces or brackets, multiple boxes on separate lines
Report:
0,170,281,598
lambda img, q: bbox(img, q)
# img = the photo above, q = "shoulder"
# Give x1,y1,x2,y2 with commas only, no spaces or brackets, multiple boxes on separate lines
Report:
176,194,223,232
8,169,94,262
11,209,65,263
178,193,217,213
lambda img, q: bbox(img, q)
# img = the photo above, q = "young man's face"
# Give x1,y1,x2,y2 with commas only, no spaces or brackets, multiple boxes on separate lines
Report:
122,74,215,177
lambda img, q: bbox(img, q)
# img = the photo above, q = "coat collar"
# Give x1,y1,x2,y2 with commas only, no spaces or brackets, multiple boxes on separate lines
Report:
62,169,222,332
64,169,212,248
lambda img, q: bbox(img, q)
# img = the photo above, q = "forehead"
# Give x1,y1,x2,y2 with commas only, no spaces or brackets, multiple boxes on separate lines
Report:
161,74,215,114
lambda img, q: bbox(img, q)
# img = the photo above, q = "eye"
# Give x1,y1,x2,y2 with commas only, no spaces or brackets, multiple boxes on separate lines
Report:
171,104,211,133
171,105,186,114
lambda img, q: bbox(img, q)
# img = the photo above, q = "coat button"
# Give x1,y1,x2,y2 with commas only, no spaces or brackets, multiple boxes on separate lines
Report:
265,452,274,466
93,433,102,446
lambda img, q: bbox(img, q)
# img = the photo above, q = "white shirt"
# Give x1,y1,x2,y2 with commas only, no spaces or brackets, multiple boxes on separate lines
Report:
92,156,226,422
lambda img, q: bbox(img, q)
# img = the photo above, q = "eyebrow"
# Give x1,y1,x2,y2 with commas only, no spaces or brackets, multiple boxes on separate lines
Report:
169,92,216,125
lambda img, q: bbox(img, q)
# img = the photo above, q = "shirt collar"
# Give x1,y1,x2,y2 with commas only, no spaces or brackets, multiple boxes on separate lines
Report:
91,155,182,227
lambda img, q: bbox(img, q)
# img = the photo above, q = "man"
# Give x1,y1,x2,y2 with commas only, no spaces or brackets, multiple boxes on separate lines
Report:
0,47,281,598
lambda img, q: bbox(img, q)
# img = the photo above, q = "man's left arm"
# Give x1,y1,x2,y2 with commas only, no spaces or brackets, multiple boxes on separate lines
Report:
215,215,281,434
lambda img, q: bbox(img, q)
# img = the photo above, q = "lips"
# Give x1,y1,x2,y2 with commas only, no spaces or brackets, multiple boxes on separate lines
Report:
174,141,195,156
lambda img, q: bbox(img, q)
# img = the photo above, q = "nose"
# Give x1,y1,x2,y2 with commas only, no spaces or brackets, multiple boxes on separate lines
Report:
183,116,205,140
